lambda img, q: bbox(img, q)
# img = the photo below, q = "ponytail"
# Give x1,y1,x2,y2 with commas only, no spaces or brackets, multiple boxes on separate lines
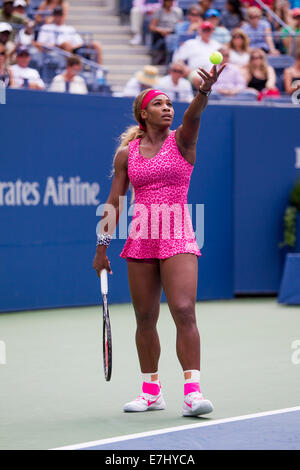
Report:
111,88,155,204
111,125,146,204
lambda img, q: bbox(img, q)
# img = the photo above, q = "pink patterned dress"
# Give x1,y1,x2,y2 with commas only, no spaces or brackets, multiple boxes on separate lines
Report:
120,130,201,260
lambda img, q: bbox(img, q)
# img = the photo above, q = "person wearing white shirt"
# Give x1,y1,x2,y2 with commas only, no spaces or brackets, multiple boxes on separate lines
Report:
16,20,44,69
37,7,102,64
158,60,194,102
49,55,88,94
173,21,221,74
10,46,45,90
123,64,160,97
228,28,250,68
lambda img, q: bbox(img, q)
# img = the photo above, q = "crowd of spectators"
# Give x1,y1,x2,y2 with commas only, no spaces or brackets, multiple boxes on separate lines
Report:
1,0,300,101
0,0,104,94
124,0,300,101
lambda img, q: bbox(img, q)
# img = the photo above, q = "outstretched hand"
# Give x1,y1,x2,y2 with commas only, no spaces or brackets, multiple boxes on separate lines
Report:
197,64,226,91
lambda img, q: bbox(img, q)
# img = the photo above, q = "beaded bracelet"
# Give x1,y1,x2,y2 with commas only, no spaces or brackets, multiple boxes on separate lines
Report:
96,233,112,247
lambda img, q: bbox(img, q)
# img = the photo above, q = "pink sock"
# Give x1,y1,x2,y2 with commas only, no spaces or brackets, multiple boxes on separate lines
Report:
184,382,201,396
142,381,160,396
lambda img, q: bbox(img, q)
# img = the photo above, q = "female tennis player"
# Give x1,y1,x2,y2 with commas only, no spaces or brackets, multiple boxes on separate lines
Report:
93,63,225,416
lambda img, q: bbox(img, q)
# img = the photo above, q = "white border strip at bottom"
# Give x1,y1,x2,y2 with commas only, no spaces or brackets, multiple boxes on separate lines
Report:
51,406,300,450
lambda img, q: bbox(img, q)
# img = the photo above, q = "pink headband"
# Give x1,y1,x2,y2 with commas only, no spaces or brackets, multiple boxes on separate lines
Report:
139,89,169,131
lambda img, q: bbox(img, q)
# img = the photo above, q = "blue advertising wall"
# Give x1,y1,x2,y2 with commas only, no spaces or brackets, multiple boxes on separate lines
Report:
0,90,234,312
234,106,300,293
0,91,299,312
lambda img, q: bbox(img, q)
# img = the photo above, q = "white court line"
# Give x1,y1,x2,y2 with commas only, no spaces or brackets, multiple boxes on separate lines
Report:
52,406,300,450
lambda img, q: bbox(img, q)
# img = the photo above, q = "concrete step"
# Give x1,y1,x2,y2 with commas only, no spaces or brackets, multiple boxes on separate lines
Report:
69,0,112,7
67,6,114,13
107,69,166,85
101,44,149,54
67,15,120,25
103,55,151,65
106,64,152,74
107,63,167,73
107,75,134,86
95,36,144,46
75,24,130,33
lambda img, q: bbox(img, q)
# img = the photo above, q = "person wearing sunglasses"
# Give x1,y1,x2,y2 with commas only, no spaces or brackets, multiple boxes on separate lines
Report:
175,4,202,35
241,6,279,55
242,48,277,95
158,60,194,102
228,28,250,67
203,46,248,97
173,21,221,85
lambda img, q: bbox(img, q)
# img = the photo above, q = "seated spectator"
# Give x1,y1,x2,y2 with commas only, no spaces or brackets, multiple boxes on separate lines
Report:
173,21,221,79
16,20,44,69
13,0,27,16
228,28,250,66
129,0,161,46
220,0,245,31
0,41,14,86
283,49,300,94
158,60,194,101
205,9,231,44
175,4,202,34
0,0,28,41
209,46,248,96
49,55,88,94
149,0,183,65
198,0,213,19
265,0,290,54
16,19,35,47
0,22,15,63
10,45,45,90
242,7,280,55
123,64,160,96
37,7,103,65
281,8,300,55
242,48,277,95
35,0,69,26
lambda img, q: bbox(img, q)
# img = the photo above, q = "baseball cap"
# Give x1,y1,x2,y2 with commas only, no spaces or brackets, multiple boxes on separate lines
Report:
200,21,214,30
13,0,27,7
205,9,220,18
0,22,13,33
292,8,300,17
16,45,30,55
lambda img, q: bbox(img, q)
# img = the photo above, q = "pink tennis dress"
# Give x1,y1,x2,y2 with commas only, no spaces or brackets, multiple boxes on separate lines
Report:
120,130,201,260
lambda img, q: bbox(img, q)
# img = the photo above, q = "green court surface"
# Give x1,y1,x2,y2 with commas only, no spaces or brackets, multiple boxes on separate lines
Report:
0,298,299,450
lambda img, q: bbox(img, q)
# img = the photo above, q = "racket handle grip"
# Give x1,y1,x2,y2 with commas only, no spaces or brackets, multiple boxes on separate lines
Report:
100,269,108,295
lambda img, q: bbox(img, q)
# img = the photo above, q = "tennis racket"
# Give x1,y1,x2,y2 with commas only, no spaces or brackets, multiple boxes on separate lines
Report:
100,269,112,381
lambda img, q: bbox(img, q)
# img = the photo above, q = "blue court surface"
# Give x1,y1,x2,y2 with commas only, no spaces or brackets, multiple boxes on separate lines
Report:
54,407,300,450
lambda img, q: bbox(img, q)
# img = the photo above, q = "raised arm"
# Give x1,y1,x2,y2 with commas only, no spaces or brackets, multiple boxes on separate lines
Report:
176,64,225,165
92,146,129,276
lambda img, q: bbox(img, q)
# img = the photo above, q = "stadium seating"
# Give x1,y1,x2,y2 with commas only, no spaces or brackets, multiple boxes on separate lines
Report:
267,55,295,92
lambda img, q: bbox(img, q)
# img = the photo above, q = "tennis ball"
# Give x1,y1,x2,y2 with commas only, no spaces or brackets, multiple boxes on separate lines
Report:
210,51,223,65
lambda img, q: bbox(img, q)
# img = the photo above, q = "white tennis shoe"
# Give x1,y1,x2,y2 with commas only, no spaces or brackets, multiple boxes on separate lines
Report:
123,392,166,412
182,392,214,416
